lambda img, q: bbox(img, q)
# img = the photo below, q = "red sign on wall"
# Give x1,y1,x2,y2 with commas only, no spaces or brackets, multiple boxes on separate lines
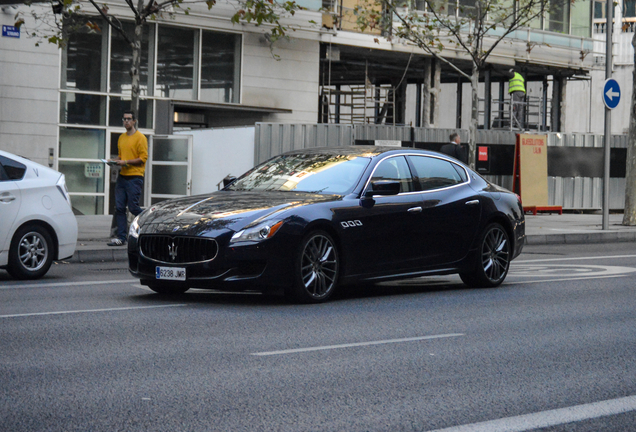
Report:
478,146,488,162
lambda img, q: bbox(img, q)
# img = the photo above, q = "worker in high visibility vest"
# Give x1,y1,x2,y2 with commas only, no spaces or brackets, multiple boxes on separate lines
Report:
508,68,526,129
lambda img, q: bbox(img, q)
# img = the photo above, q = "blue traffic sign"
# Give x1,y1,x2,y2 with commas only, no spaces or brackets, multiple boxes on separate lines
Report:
603,78,621,109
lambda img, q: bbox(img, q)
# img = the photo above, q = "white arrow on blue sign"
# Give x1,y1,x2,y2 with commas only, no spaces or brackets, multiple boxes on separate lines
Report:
603,78,621,110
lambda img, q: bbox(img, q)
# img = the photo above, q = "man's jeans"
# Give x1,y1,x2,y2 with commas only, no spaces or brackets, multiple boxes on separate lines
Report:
115,175,144,241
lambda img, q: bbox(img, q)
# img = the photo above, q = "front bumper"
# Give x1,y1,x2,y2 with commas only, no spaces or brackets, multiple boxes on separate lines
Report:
127,233,296,292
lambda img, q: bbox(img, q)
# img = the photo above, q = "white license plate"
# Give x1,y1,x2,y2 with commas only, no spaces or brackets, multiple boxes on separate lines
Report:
156,266,186,281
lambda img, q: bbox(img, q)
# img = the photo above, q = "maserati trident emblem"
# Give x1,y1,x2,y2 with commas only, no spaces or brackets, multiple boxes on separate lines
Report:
168,242,178,262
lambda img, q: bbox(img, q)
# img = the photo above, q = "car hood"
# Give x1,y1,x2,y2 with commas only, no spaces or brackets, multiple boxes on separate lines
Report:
138,190,339,236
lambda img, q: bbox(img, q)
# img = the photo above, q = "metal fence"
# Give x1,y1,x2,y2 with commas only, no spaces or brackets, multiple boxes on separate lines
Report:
255,123,629,210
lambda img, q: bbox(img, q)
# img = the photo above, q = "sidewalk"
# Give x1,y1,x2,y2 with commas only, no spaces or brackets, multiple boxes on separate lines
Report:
70,213,636,264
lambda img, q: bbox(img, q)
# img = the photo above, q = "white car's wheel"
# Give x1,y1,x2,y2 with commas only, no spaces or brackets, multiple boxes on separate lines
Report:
8,225,54,280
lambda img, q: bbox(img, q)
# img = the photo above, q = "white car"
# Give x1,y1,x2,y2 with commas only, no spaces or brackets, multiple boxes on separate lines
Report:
0,150,78,279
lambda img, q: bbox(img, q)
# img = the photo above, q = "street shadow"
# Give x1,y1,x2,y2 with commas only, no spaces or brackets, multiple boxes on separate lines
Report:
126,276,470,308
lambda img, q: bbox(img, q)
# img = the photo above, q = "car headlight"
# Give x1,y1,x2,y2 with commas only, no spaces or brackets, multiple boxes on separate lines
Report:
129,215,141,239
230,220,284,244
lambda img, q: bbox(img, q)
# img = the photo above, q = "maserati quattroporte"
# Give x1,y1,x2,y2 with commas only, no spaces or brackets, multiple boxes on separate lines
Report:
127,146,525,303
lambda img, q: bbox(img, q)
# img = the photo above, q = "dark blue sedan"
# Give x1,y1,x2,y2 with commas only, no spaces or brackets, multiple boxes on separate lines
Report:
127,146,525,303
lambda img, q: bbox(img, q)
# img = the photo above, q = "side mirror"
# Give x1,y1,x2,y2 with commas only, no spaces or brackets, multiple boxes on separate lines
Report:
364,180,401,198
223,175,237,188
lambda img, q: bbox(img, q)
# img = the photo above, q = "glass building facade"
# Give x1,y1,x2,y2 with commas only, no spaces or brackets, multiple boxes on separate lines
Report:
58,19,242,215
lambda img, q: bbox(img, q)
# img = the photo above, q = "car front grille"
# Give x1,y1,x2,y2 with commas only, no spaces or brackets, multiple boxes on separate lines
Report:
139,235,219,264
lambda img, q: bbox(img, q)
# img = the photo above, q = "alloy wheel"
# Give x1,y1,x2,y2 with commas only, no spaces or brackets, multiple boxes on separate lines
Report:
300,233,338,299
481,226,510,284
18,231,49,272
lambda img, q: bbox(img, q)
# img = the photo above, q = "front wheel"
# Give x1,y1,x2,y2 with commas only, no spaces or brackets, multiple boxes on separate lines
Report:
460,223,511,288
288,231,340,303
7,225,54,280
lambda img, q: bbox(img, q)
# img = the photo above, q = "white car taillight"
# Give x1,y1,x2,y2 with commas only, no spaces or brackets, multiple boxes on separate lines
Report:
56,174,72,207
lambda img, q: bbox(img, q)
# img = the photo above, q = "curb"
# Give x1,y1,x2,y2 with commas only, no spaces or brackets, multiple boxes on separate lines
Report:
526,231,636,245
65,248,128,264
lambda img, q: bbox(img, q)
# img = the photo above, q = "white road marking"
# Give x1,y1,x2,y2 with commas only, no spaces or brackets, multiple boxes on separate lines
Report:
0,304,187,319
509,264,636,278
516,254,636,263
251,333,464,356
426,395,636,432
0,279,137,290
507,274,628,285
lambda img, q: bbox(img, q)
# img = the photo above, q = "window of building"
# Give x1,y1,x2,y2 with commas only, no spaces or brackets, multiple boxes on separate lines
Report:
59,93,107,126
547,0,570,33
110,22,154,96
59,127,106,159
624,0,636,17
108,97,153,130
594,0,606,19
61,17,107,92
200,31,241,103
156,26,196,99
571,0,592,37
58,20,242,215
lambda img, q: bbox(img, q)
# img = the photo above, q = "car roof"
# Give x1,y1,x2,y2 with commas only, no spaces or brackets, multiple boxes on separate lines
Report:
280,146,441,158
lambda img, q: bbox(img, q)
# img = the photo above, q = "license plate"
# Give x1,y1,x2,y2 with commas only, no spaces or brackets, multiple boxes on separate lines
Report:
156,266,186,281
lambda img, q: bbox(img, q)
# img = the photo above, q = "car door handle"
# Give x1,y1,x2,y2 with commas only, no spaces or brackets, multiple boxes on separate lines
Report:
465,200,480,206
408,207,422,213
0,194,16,203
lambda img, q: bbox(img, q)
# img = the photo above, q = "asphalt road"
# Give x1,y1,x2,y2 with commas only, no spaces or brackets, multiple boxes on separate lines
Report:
1,243,635,431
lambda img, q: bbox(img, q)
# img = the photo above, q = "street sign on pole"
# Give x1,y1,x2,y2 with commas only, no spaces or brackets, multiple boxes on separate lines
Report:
603,78,621,110
602,0,614,231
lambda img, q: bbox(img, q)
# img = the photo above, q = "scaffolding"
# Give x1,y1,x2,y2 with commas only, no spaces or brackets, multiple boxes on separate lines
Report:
320,84,396,125
487,95,548,131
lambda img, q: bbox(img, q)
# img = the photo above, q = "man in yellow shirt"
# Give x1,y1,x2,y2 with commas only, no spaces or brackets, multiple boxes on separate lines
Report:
107,111,148,246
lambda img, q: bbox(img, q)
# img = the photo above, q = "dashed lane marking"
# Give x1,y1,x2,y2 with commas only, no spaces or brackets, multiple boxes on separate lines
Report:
0,304,187,319
251,333,464,356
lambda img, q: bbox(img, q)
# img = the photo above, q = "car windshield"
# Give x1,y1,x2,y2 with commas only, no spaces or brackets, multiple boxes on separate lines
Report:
227,153,371,194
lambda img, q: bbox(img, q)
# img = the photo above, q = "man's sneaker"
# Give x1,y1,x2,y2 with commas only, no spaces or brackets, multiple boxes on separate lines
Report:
107,238,126,246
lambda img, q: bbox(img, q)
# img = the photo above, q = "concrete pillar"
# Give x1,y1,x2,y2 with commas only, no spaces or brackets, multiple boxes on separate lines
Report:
551,76,567,132
456,78,463,129
484,69,491,130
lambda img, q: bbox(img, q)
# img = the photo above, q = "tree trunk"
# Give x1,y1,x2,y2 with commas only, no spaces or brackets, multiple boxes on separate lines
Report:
468,64,479,169
129,0,144,119
623,31,636,225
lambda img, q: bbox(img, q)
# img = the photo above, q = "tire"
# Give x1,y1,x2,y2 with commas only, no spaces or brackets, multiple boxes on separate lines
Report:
145,283,189,295
7,225,54,280
460,223,511,288
288,230,340,303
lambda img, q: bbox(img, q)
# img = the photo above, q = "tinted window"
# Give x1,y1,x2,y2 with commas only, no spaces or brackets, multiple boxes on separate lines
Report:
370,156,414,193
0,155,27,181
409,156,464,191
228,153,371,194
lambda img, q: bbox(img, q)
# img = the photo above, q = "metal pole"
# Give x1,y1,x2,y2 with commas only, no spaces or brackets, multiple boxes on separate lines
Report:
603,0,613,230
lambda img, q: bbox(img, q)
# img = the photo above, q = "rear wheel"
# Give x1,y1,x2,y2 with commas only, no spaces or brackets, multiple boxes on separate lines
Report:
288,231,339,303
460,223,511,288
7,225,54,280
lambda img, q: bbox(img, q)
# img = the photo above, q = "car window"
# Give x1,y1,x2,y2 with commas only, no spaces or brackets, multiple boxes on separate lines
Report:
370,156,414,193
0,156,26,181
408,155,465,191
